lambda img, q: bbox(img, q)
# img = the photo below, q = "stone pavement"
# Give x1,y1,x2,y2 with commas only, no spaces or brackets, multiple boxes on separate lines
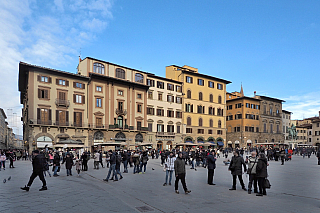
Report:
0,154,319,213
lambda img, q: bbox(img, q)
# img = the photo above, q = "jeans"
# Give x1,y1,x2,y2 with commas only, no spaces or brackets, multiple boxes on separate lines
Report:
66,169,72,176
116,168,122,178
106,164,117,180
53,166,59,175
140,162,147,173
165,170,173,184
123,160,128,172
196,161,200,167
0,161,5,170
203,158,207,167
94,161,99,169
134,165,139,174
190,160,194,169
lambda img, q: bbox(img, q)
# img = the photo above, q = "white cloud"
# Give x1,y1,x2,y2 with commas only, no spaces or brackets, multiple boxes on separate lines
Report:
83,18,108,32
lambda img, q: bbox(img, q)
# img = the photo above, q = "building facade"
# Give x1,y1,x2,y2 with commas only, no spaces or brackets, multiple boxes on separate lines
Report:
166,65,231,147
146,74,183,150
282,110,292,144
0,108,7,149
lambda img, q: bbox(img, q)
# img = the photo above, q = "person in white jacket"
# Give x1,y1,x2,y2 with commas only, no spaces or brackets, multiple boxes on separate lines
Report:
163,152,176,186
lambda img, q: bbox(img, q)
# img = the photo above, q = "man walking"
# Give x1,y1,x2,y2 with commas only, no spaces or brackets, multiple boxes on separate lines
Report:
103,150,118,182
93,150,100,169
21,150,47,191
53,151,60,177
207,150,216,185
174,152,191,194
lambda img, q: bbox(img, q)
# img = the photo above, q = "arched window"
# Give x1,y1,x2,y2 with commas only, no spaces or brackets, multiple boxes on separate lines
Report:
218,120,221,128
135,73,144,83
116,68,125,79
199,118,203,127
218,95,222,104
187,90,191,99
199,92,203,100
187,117,192,126
217,108,222,116
209,94,213,102
93,63,105,74
209,119,213,127
117,116,123,128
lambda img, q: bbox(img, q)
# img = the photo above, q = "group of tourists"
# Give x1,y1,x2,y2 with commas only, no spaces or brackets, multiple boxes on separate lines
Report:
0,149,17,170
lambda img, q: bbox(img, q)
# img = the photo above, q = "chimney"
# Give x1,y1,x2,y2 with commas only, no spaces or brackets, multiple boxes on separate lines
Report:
254,91,256,97
319,111,320,118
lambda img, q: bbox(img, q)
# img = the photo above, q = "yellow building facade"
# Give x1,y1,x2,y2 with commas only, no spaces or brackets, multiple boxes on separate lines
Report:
166,65,231,147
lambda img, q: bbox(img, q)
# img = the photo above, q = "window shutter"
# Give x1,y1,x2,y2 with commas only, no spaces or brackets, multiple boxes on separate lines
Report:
44,90,48,99
56,110,59,123
80,112,82,124
37,108,40,120
48,77,52,83
38,89,41,98
56,79,59,85
73,94,76,103
66,111,69,122
191,77,193,83
73,82,76,88
82,84,85,89
48,109,52,124
37,75,41,82
191,104,193,112
74,112,76,124
66,80,69,86
82,95,85,104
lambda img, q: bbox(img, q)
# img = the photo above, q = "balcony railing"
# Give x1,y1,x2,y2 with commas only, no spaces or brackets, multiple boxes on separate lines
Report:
37,120,52,125
55,121,69,126
156,132,175,136
115,108,127,116
55,99,70,107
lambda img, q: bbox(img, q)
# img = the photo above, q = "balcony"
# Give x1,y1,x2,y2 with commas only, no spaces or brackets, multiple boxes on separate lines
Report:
156,132,175,137
37,120,52,125
55,99,70,107
55,121,69,126
116,108,127,116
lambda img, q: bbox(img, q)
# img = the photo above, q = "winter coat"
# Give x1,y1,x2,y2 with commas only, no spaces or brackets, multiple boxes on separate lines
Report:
65,156,74,169
32,153,46,173
207,154,216,170
229,155,246,176
256,156,268,178
174,157,186,175
75,160,81,170
141,154,148,164
133,153,140,166
247,156,258,174
53,153,60,166
109,153,116,165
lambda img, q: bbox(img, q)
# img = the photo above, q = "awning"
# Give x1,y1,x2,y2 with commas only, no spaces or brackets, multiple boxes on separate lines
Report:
176,142,195,146
139,142,153,146
234,140,240,144
203,142,215,146
217,142,224,146
227,141,232,144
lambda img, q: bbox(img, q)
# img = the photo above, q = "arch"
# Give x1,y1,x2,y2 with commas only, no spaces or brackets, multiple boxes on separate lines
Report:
166,141,172,151
94,131,104,140
187,117,192,126
218,95,222,104
115,132,126,140
93,62,105,74
35,133,54,148
135,133,143,142
199,118,203,127
34,132,54,142
115,68,125,79
157,141,163,150
209,94,213,102
184,136,193,143
187,90,191,99
218,120,222,128
197,136,204,143
216,137,223,142
135,73,144,83
207,137,215,142
209,119,213,127
199,92,203,100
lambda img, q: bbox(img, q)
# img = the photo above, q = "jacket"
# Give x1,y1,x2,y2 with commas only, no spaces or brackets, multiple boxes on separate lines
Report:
32,153,46,173
94,152,100,162
110,153,116,165
256,155,268,178
174,157,186,175
53,153,60,166
165,156,176,171
229,155,246,176
247,156,258,174
207,154,216,170
133,153,140,166
65,156,74,169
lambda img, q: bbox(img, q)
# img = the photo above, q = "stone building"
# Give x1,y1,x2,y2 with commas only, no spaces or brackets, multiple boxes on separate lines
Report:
0,108,8,149
282,110,292,144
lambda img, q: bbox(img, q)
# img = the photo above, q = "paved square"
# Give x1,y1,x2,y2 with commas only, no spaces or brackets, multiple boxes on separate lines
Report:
0,155,319,213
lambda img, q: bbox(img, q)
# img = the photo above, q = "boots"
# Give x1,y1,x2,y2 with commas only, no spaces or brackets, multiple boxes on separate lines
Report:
21,185,30,191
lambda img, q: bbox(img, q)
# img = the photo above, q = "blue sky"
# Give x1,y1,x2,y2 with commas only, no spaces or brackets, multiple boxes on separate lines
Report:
1,0,320,135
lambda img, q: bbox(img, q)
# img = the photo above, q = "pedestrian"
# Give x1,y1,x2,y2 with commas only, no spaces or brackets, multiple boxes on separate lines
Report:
114,152,123,180
65,153,74,176
163,152,176,186
121,150,128,173
9,151,15,168
317,149,320,165
247,151,258,194
133,151,140,174
228,150,247,191
207,150,216,185
43,158,51,177
81,152,88,171
21,150,47,191
99,150,104,168
75,159,81,176
0,151,6,171
256,153,268,196
93,150,100,169
103,150,118,182
53,151,60,177
174,152,191,194
140,151,149,174
160,151,166,166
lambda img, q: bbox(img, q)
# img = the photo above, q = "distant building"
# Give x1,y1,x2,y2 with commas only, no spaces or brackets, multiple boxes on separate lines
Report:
0,108,8,149
282,110,292,144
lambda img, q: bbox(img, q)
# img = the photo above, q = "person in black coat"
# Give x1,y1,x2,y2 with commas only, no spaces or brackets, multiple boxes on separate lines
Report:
53,151,60,176
317,149,320,165
228,150,247,191
207,150,216,185
65,153,74,176
256,153,268,196
21,150,47,191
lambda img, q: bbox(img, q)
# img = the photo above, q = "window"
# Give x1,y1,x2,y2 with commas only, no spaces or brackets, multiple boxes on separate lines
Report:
198,129,204,134
96,86,102,92
167,95,174,103
148,91,153,99
234,127,241,132
209,94,213,102
37,108,52,125
270,124,273,133
148,123,153,132
198,79,204,86
227,115,233,121
256,115,259,120
38,88,49,99
246,103,250,108
157,109,164,116
235,114,242,119
270,108,273,115
199,118,203,127
118,102,124,110
209,119,213,127
116,68,125,79
187,90,191,99
167,125,174,133
218,95,222,104
57,79,68,86
199,92,203,100
186,128,192,133
277,125,280,133
227,105,232,110
251,104,255,109
74,94,84,104
186,76,193,83
217,83,223,90
217,130,223,135
93,63,105,74
177,125,181,133
167,83,174,91
197,105,203,114
256,127,259,132
185,104,193,113
208,129,213,134
187,117,191,126
74,112,82,127
167,110,174,117
117,116,123,128
209,107,213,115
208,81,214,88
176,96,182,104
157,81,164,89
157,124,164,132
158,93,163,101
96,98,102,107
217,108,223,116
74,82,85,89
176,111,182,118
218,120,221,128
137,93,142,99
264,123,267,133
147,79,155,87
117,90,123,96
147,107,154,115
56,110,69,126
137,121,142,130
41,76,49,82
176,85,182,92
235,103,242,108
137,104,142,113
135,73,144,83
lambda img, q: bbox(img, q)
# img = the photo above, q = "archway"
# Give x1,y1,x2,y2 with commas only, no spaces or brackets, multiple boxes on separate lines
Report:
94,131,104,143
197,137,204,144
135,133,143,143
36,136,53,148
157,141,163,151
166,141,172,151
115,132,126,142
184,136,193,143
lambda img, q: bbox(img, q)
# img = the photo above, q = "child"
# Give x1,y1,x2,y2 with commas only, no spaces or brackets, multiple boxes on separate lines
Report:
75,159,81,176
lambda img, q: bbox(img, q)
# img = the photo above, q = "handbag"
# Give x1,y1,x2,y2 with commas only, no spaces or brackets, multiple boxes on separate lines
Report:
264,178,271,189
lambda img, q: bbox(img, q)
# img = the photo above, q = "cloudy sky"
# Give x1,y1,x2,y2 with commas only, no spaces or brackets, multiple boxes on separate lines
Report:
1,0,320,135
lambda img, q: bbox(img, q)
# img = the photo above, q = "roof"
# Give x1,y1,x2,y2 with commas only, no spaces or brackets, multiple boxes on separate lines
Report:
226,96,261,103
282,110,292,114
296,123,312,128
85,57,153,75
0,108,7,119
168,65,232,84
147,73,182,84
256,95,285,103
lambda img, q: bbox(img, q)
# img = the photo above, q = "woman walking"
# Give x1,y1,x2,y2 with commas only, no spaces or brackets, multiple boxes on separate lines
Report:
228,150,247,191
256,153,268,196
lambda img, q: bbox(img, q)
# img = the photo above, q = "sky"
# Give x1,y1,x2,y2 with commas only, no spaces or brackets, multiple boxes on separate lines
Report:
1,0,320,135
